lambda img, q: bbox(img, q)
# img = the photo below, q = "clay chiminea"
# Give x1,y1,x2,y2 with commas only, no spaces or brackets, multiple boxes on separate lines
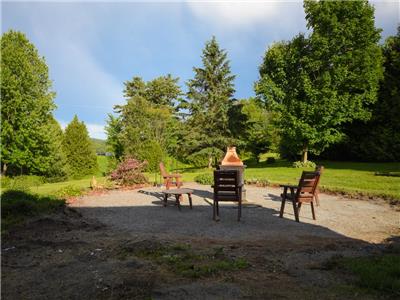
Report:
221,147,243,166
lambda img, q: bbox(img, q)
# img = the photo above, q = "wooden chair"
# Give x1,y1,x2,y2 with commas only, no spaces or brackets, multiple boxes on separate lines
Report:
213,170,243,221
314,165,324,206
279,170,321,222
159,162,182,190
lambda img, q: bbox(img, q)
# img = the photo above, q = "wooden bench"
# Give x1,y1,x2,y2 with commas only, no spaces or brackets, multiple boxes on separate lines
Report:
162,188,193,211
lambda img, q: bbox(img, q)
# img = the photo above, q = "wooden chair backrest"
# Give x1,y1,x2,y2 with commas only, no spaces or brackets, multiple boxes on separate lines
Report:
296,171,321,198
213,170,240,196
159,162,168,178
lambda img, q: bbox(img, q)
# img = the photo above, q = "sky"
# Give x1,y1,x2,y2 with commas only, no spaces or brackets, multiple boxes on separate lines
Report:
2,0,399,139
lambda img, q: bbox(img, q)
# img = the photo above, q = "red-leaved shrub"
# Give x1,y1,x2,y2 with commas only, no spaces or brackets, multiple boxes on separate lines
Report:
109,157,148,186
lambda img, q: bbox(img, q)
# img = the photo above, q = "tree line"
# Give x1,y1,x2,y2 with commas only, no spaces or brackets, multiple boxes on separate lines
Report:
1,0,399,180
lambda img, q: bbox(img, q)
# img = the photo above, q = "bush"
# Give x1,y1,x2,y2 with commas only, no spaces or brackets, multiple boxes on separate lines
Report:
54,185,85,198
266,157,276,164
110,157,148,186
1,190,65,231
194,173,213,185
292,160,316,168
187,148,224,168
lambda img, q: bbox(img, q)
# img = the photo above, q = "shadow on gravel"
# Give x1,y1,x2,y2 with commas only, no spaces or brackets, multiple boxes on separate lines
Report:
3,192,399,300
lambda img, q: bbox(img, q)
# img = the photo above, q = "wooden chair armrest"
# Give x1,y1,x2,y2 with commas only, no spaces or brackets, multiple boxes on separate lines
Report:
280,184,298,189
164,174,182,178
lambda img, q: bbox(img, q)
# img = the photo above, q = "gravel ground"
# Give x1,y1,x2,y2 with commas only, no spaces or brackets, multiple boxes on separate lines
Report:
71,183,399,244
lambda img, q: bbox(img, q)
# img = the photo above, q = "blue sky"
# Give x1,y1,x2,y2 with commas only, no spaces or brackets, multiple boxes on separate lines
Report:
2,1,399,139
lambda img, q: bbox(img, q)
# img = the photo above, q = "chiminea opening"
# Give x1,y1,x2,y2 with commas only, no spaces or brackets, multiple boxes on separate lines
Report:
219,147,246,200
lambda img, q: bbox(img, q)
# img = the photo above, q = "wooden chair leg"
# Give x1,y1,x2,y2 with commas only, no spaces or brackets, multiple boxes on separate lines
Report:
315,192,320,206
213,199,216,220
279,197,286,218
298,202,302,214
216,200,219,216
311,201,316,220
292,200,300,222
163,193,168,207
238,199,242,222
188,194,193,209
175,194,181,211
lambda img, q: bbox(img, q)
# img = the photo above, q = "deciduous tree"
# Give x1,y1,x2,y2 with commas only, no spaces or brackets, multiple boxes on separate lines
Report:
256,0,383,162
1,30,59,175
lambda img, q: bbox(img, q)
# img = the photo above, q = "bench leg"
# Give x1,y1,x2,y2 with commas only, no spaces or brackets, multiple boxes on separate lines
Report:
292,200,299,222
279,197,286,218
175,194,181,211
188,193,193,209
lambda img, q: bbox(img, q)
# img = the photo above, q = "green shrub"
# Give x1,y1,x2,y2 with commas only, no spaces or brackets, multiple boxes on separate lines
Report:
292,160,316,168
266,157,276,164
54,185,85,198
1,190,65,231
194,173,213,185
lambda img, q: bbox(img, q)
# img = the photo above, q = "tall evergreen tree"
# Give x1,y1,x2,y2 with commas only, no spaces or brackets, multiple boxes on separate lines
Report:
63,116,98,178
1,30,59,175
256,1,383,162
185,37,236,167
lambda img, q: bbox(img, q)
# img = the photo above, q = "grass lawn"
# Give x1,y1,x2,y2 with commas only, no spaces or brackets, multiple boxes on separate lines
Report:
25,156,400,202
176,160,400,201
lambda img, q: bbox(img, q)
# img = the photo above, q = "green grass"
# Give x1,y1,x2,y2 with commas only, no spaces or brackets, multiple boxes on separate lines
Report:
175,160,400,201
128,243,249,278
9,157,399,201
330,254,400,297
1,190,65,231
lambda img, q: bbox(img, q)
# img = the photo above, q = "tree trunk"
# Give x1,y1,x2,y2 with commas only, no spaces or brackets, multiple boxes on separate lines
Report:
2,163,7,176
208,156,213,169
301,143,308,163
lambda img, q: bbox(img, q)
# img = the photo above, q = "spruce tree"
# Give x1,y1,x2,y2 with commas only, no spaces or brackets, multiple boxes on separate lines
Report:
63,116,98,178
185,37,236,166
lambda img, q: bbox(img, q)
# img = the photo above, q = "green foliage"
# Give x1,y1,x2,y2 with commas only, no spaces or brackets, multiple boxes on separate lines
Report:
323,28,400,162
54,185,85,199
231,98,279,162
292,160,316,169
266,157,276,164
91,138,107,154
336,254,400,296
1,30,62,176
194,173,214,185
105,114,124,160
133,243,249,279
63,115,98,178
124,74,182,108
187,147,224,168
116,96,171,167
1,190,65,231
256,1,383,162
1,175,44,192
183,37,236,165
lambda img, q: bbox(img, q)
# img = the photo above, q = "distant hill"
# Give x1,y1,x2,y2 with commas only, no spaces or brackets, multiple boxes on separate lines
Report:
91,138,107,154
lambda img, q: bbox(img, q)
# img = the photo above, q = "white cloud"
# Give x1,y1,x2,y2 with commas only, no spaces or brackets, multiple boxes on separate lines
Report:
86,123,106,140
186,0,300,29
58,119,106,140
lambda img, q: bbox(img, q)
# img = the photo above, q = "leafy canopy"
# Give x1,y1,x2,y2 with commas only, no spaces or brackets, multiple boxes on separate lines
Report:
1,30,62,176
256,0,383,161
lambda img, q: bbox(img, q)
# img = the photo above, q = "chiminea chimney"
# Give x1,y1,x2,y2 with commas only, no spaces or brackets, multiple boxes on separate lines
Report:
219,147,246,200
